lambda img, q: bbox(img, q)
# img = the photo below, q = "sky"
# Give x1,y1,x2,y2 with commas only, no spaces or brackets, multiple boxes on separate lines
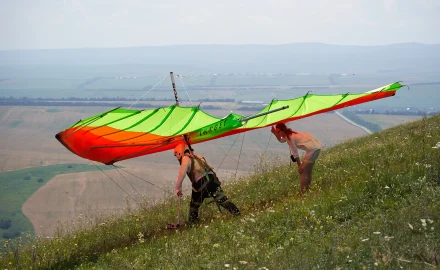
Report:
0,0,439,50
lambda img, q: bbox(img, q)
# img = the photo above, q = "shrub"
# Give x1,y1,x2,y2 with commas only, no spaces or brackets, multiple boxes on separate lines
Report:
23,176,31,180
37,178,44,183
2,231,20,239
0,220,12,230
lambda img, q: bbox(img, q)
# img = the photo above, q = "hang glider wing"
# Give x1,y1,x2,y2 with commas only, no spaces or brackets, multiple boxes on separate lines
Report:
56,82,403,165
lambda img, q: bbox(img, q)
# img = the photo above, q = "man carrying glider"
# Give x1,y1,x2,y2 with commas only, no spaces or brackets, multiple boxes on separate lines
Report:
174,142,240,224
271,123,322,195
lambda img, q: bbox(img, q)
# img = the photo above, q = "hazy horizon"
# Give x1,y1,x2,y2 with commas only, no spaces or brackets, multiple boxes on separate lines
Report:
1,41,440,53
1,0,438,50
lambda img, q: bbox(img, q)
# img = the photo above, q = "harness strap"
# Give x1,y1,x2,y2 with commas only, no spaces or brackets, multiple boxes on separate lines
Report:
206,194,226,204
192,174,213,193
215,195,226,204
187,155,209,183
187,154,219,190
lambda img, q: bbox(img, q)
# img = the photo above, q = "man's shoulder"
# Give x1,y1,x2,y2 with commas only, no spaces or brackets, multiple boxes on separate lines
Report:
181,155,192,164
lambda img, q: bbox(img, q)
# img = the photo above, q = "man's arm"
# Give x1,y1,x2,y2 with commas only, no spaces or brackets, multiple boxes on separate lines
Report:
175,156,191,196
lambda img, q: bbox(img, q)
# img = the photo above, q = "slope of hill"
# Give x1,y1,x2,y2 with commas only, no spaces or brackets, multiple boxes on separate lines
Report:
1,115,439,269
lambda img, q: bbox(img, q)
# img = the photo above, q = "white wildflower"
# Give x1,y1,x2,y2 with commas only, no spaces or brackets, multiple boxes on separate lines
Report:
384,185,390,189
137,232,144,244
408,223,413,230
384,236,394,241
373,232,381,235
361,238,369,242
415,162,420,166
427,219,434,224
239,261,248,265
249,218,256,223
421,219,427,228
432,142,440,149
424,164,432,168
224,264,230,268
213,243,220,248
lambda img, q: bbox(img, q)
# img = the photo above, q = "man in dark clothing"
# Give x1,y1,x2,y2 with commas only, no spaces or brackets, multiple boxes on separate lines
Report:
173,142,240,223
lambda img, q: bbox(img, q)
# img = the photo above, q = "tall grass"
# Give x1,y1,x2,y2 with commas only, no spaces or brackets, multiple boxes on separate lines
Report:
1,116,439,269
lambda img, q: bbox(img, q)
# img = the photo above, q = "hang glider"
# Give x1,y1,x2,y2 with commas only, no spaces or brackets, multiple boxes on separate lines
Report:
56,80,403,165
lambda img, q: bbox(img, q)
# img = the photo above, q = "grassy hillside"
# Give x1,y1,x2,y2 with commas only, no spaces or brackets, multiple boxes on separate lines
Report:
1,116,439,269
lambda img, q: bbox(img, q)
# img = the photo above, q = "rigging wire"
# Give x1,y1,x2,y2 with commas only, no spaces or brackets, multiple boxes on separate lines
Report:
115,166,171,194
91,161,142,206
234,132,246,178
177,75,194,106
180,76,234,112
129,75,169,109
112,165,144,197
263,130,273,156
215,134,242,172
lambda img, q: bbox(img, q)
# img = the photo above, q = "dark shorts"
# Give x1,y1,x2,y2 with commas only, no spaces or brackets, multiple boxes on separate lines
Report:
191,175,223,207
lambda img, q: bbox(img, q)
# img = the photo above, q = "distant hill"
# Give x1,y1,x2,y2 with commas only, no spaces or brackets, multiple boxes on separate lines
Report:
1,43,439,74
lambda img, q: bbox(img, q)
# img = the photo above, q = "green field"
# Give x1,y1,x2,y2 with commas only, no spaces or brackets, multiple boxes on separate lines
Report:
0,164,111,250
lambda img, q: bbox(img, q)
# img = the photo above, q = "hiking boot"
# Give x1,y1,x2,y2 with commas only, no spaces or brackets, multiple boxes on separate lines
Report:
188,208,199,224
223,201,240,216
